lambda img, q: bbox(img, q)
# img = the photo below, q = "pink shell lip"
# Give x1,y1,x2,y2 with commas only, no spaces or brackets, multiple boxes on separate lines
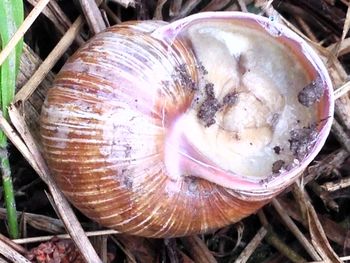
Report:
154,12,334,196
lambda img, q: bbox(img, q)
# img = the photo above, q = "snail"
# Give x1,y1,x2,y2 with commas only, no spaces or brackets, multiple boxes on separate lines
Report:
40,12,333,238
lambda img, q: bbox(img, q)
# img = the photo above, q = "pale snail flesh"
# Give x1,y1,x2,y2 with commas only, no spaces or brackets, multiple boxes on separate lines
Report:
40,12,333,237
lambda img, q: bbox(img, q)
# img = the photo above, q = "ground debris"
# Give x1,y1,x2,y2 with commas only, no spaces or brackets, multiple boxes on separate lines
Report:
25,238,84,263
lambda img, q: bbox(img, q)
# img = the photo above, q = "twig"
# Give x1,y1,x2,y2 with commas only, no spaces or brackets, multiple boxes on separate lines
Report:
278,197,347,247
272,199,321,261
0,0,51,67
307,181,339,211
101,2,121,24
110,236,137,263
304,149,348,185
181,236,217,263
258,210,307,263
321,177,350,191
331,119,350,152
234,227,267,263
291,181,308,224
14,16,84,103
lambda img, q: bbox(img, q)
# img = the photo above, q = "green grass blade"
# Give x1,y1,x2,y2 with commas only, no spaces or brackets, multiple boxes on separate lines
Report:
0,0,24,239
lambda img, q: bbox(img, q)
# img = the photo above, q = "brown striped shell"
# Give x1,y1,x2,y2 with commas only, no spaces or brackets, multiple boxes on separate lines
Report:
40,12,333,237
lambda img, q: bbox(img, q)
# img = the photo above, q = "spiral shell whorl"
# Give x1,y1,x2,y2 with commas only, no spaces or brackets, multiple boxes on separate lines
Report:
40,21,263,237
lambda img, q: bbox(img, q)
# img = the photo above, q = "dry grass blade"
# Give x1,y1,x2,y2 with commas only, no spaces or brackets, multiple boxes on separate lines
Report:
0,0,50,67
278,197,348,248
201,0,231,12
170,0,182,16
12,230,119,245
92,236,108,263
237,0,248,12
334,81,350,99
306,201,343,263
0,238,30,263
0,113,42,178
109,0,136,8
0,208,65,234
328,37,350,57
26,0,84,45
234,227,267,263
101,2,121,24
7,105,102,263
171,0,201,20
272,198,321,261
333,4,350,57
293,183,342,263
334,96,350,131
154,0,168,20
308,255,350,262
0,234,27,255
14,16,84,103
79,0,106,34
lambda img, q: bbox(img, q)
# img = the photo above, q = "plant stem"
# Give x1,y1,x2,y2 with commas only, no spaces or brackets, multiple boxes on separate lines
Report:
0,142,18,238
0,0,24,239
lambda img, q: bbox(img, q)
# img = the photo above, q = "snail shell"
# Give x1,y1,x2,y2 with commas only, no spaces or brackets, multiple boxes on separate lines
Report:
40,12,333,237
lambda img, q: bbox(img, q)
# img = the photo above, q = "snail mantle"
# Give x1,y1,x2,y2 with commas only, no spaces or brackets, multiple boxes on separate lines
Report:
40,12,334,237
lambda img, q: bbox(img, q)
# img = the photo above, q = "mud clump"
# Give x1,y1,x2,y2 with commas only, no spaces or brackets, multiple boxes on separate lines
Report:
197,83,221,127
289,124,318,160
298,75,324,107
272,160,285,174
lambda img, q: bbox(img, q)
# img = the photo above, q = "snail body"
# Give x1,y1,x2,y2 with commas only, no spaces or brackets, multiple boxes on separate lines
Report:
40,12,333,237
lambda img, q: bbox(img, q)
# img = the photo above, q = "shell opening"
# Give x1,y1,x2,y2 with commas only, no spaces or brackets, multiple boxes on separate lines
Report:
160,16,332,189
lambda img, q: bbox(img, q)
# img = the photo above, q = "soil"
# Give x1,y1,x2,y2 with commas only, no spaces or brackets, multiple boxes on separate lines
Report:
298,75,325,107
